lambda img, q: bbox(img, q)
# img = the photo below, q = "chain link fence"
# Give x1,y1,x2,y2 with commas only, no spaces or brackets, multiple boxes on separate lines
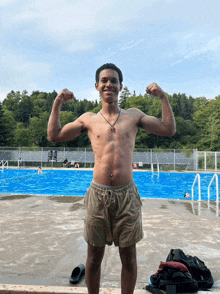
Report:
197,151,220,171
0,147,207,171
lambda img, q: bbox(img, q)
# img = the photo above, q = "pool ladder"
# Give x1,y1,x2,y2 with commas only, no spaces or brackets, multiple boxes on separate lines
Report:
191,174,201,201
191,173,219,216
208,174,219,204
191,173,219,203
151,163,160,176
0,160,8,170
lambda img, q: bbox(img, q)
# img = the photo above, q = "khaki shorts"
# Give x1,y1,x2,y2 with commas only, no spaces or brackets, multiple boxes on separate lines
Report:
84,180,143,247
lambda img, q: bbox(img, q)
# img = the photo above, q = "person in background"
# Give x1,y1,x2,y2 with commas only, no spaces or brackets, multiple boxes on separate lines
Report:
133,163,138,169
63,158,69,167
184,193,190,198
75,162,80,168
18,158,22,168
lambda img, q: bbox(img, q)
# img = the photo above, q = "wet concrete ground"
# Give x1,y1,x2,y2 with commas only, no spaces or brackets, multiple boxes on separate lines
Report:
0,194,219,292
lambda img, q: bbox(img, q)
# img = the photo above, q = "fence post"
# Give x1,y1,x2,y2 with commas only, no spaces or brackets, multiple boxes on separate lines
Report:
215,152,217,171
194,149,198,171
85,148,86,168
41,147,43,167
174,149,175,171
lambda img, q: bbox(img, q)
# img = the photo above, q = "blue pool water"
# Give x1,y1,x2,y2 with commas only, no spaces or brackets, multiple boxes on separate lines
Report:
0,169,219,201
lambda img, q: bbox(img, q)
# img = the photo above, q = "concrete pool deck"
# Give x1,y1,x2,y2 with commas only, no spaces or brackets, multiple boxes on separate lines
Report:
0,194,219,293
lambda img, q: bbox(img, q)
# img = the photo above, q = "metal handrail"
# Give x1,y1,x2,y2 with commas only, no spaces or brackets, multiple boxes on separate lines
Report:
191,173,201,201
208,174,219,204
151,163,160,177
0,160,8,169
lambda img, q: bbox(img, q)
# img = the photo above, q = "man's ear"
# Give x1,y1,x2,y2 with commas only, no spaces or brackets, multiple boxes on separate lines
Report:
120,84,123,91
95,83,99,90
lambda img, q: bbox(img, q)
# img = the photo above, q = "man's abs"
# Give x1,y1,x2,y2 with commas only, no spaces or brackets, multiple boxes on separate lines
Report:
93,162,133,186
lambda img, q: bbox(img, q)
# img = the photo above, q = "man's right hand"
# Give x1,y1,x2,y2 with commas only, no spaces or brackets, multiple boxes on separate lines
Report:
56,88,75,104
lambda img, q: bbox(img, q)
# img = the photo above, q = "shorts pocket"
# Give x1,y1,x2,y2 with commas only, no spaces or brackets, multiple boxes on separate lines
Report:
84,187,90,205
133,185,142,207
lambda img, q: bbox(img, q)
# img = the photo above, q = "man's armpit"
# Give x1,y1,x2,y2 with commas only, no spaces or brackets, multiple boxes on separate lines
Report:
138,123,143,129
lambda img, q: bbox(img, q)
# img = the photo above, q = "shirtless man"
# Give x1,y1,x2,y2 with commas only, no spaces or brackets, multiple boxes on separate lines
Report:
47,63,176,294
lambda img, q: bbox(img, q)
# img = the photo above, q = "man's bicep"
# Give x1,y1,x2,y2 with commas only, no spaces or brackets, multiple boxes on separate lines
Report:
140,114,165,135
57,119,85,142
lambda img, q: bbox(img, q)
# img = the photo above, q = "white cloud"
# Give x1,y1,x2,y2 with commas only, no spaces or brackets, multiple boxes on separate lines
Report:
1,50,52,100
171,35,220,66
76,88,99,102
1,0,220,102
206,36,220,52
0,0,16,6
1,0,156,51
64,40,95,53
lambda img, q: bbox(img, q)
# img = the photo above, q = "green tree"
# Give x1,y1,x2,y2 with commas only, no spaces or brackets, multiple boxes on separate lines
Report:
45,91,58,113
30,112,50,147
195,96,220,150
3,91,21,112
14,123,32,147
0,103,8,146
15,91,34,125
92,101,102,113
1,109,16,146
126,94,147,112
31,92,47,117
119,86,131,108
60,111,76,126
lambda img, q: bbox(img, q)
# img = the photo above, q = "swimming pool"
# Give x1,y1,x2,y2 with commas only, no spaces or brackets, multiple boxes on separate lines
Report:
0,169,219,201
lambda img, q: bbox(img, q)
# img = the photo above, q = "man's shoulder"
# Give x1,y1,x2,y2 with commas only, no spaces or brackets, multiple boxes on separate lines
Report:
80,112,97,119
122,108,144,116
79,112,99,126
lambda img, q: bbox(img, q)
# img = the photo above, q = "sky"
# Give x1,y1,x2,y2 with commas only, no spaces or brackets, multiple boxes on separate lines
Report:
1,0,220,102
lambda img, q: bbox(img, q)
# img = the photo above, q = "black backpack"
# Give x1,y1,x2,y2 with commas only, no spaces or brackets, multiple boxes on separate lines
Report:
145,261,199,294
166,249,214,290
145,249,213,294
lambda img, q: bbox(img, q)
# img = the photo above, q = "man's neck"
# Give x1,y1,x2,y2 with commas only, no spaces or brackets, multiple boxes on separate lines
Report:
101,100,120,115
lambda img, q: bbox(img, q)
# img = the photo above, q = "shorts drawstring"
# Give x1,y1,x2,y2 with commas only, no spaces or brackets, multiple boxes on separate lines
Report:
104,190,121,211
91,180,135,212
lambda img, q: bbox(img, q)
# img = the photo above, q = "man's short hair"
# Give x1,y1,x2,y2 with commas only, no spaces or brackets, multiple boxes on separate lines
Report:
95,63,123,84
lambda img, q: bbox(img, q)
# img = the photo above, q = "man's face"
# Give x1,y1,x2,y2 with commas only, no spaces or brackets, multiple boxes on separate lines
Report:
95,69,123,101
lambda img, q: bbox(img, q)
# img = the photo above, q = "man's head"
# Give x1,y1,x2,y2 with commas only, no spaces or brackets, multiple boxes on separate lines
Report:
95,63,123,101
95,63,123,85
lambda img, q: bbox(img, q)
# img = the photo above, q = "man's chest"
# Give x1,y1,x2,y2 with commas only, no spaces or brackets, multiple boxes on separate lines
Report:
87,116,138,146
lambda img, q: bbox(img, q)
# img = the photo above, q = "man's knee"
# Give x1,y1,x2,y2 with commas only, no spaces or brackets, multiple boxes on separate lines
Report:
86,244,105,271
119,244,137,270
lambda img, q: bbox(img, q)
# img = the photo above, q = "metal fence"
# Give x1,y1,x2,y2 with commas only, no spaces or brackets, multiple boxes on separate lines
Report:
197,151,220,171
0,147,206,171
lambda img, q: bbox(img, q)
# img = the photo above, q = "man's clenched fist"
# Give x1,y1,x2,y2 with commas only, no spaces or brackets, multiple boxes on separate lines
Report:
146,83,166,99
57,88,75,103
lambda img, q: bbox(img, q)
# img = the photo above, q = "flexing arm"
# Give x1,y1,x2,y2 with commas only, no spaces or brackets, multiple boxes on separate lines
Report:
140,83,176,136
47,89,85,143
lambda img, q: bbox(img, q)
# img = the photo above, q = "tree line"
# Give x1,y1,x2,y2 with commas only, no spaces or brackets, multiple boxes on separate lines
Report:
0,88,220,151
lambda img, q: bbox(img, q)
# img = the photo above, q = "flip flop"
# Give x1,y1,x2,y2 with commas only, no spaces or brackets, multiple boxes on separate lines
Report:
69,264,85,284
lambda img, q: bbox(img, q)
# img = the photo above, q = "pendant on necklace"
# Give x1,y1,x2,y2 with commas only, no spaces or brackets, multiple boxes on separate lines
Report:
99,109,121,134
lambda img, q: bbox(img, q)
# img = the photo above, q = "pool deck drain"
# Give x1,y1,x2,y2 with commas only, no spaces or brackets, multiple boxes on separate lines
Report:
0,195,219,293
